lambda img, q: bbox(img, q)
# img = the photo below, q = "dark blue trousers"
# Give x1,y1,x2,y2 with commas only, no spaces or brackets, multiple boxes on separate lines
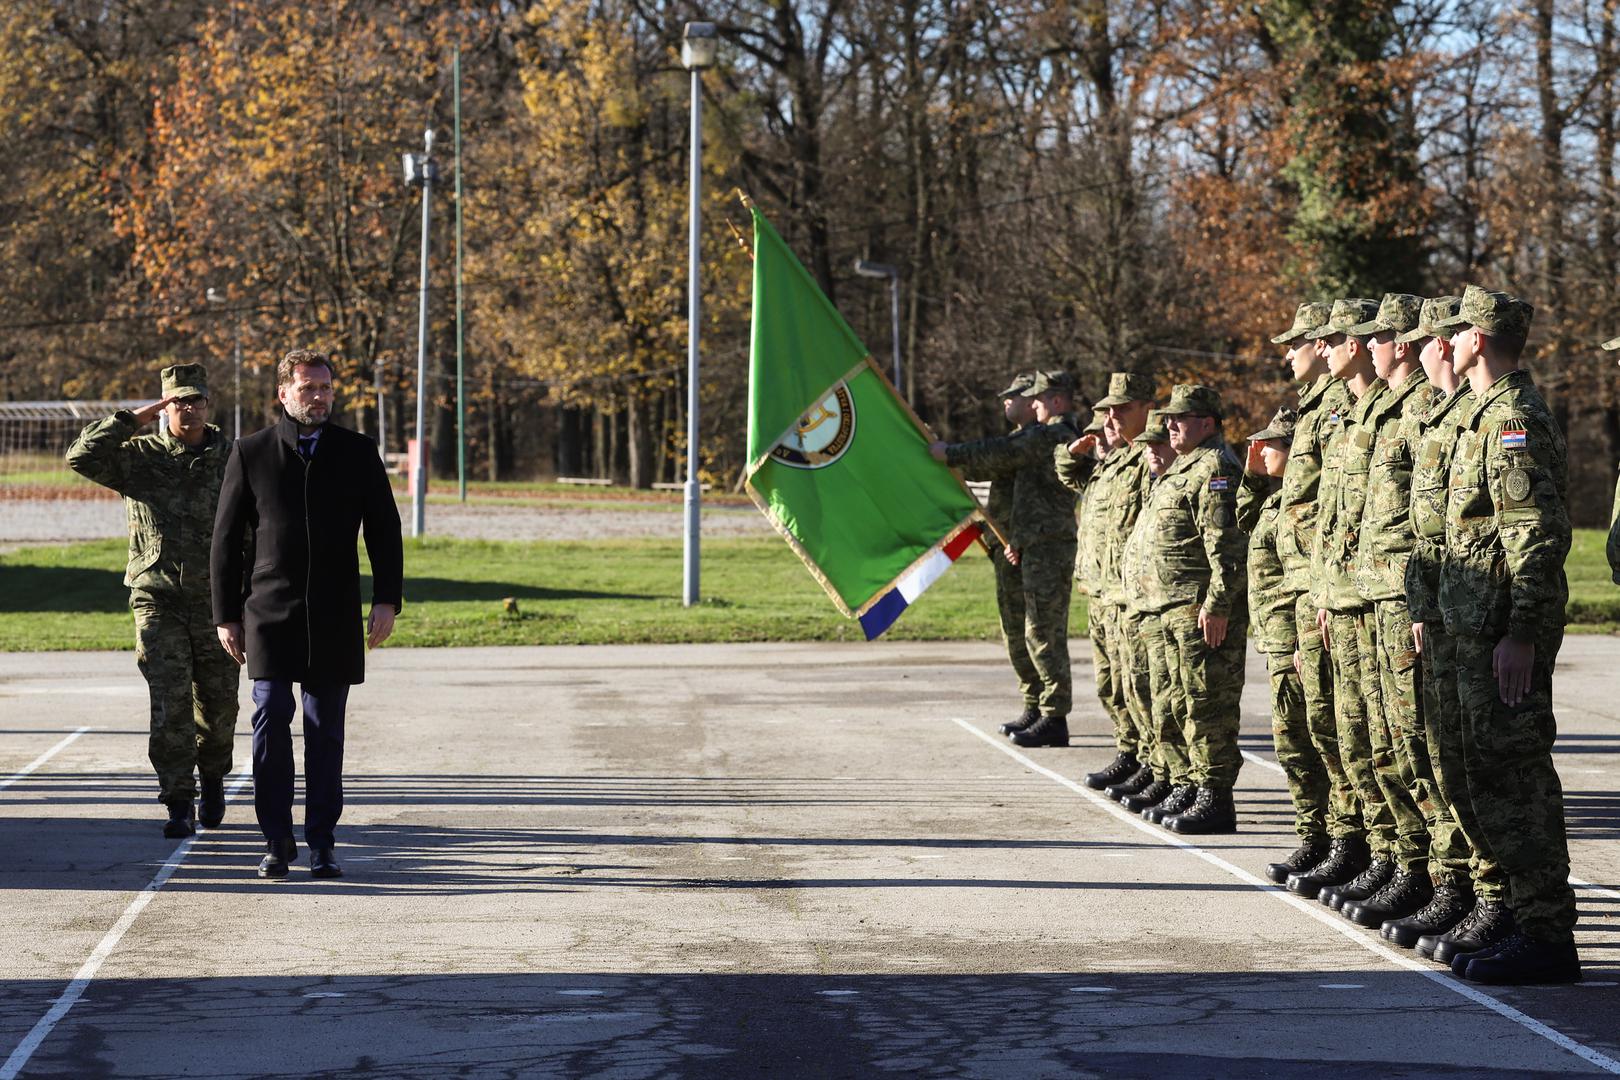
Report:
251,680,349,849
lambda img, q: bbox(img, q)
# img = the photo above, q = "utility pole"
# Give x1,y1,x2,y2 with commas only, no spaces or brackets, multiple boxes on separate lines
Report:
403,129,439,539
853,260,902,397
680,22,717,606
454,46,467,502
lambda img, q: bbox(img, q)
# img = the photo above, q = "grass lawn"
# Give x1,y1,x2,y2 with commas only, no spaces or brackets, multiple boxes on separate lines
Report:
4,532,1616,652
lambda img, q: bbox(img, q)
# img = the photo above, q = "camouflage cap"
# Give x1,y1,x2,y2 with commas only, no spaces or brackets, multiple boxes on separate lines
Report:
1158,383,1223,419
1270,301,1334,345
1021,369,1079,398
1394,295,1463,345
994,371,1035,399
161,363,208,399
1601,336,1620,352
1347,292,1423,337
1248,405,1298,442
1433,284,1534,340
1303,298,1382,341
1133,410,1170,445
1094,371,1157,408
1083,411,1106,434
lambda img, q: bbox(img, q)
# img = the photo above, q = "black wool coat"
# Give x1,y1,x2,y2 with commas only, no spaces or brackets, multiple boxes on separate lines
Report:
211,414,403,685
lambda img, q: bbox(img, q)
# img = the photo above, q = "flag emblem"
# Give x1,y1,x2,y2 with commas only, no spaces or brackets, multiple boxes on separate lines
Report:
770,384,856,469
1501,428,1527,449
1209,476,1230,491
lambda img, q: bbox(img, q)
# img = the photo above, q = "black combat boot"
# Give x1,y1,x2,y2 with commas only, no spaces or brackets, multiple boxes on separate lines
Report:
1265,838,1330,885
163,800,196,839
1010,715,1069,748
1416,895,1485,960
1462,932,1581,986
1165,786,1236,835
198,776,226,829
1285,835,1369,897
1145,784,1196,824
1321,857,1394,910
999,706,1041,737
1384,883,1473,948
1105,765,1154,801
1083,751,1140,790
1122,778,1174,813
1345,868,1432,927
1436,899,1515,970
258,837,298,880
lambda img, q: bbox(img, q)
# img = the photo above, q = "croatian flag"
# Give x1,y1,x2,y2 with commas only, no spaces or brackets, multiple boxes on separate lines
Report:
858,522,985,640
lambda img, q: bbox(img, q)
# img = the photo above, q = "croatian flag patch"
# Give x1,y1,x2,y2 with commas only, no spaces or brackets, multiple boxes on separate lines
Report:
1209,477,1231,491
1501,428,1527,449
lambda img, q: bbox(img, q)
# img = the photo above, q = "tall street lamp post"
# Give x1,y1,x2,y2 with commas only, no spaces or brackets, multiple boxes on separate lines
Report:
205,287,243,438
403,128,438,540
853,260,902,398
681,22,717,607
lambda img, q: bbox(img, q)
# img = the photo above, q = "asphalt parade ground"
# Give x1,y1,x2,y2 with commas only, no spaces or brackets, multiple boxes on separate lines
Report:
1,641,1617,1079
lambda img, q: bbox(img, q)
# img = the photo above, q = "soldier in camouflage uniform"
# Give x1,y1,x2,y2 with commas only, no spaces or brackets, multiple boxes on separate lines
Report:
938,371,1082,746
1062,372,1158,795
1132,385,1248,834
1123,415,1198,824
1059,408,1127,751
1269,303,1371,897
1432,286,1579,985
963,372,1044,733
1327,293,1442,930
65,364,240,838
1388,296,1503,955
1242,406,1333,878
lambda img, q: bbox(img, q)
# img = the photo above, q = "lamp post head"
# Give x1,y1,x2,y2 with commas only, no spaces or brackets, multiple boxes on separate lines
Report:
853,259,898,280
206,287,224,304
681,22,718,70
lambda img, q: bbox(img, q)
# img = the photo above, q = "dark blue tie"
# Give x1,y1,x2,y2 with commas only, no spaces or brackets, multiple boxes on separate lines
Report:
298,436,316,461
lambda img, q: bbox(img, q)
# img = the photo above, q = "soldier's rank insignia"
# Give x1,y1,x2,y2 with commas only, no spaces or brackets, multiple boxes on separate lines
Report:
1504,468,1532,502
1501,427,1527,449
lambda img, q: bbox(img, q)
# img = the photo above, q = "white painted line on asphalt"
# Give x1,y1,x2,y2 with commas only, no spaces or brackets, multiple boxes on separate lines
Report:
1243,750,1620,903
557,990,606,997
0,767,252,1080
1068,987,1116,993
951,718,1620,1076
0,727,92,792
818,990,859,997
303,993,347,999
1320,983,1365,990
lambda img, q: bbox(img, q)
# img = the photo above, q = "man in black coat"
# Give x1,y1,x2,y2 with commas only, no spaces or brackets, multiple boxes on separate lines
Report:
212,349,403,880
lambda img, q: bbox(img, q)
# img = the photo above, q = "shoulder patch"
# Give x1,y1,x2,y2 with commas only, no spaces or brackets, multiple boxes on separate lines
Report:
1209,476,1230,492
1500,427,1527,450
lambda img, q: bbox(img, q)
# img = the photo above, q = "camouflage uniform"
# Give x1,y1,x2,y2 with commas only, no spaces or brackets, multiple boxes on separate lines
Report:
65,372,239,807
1245,408,1328,842
1062,441,1129,752
1437,292,1576,944
1133,386,1248,791
949,405,1081,719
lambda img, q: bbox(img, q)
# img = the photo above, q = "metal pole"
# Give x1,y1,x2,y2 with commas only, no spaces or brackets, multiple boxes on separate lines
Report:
376,357,386,461
888,275,902,396
412,131,434,540
454,46,466,502
682,68,702,607
232,320,242,439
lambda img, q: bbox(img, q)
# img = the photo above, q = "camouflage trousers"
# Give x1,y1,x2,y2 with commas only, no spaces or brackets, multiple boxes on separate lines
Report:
1115,607,1156,769
1325,609,1393,855
1016,537,1075,718
131,587,240,804
1421,623,1504,899
993,548,1041,710
1356,606,1430,871
1266,652,1329,842
1162,602,1247,790
1089,602,1138,756
1141,612,1191,786
1453,627,1576,942
1296,594,1361,840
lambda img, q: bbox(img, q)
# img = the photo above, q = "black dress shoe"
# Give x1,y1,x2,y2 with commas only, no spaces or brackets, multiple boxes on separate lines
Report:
1462,932,1581,985
1083,752,1140,790
1384,883,1473,948
1105,765,1154,801
1285,835,1369,897
1265,838,1329,885
1121,778,1173,813
1434,899,1515,968
198,776,226,829
1144,784,1196,824
258,837,298,880
310,847,343,879
1321,857,1394,910
1345,868,1432,927
163,801,196,839
999,707,1041,737
1010,716,1069,748
1165,786,1236,835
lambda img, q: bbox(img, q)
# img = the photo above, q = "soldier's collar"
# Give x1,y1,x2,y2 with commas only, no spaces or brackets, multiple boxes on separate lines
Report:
1298,373,1336,410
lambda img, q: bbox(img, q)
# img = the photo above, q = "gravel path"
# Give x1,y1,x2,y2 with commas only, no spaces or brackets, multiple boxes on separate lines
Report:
0,497,772,548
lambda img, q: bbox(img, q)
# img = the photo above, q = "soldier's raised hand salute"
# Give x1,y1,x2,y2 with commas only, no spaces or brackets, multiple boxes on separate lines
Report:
131,395,180,427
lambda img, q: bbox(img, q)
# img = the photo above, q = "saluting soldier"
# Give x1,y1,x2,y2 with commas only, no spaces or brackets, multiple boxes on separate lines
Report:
1432,286,1579,985
65,364,240,838
934,371,1082,747
1132,385,1248,834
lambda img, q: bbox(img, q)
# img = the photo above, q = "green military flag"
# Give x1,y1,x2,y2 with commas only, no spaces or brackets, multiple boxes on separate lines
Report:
743,204,986,638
